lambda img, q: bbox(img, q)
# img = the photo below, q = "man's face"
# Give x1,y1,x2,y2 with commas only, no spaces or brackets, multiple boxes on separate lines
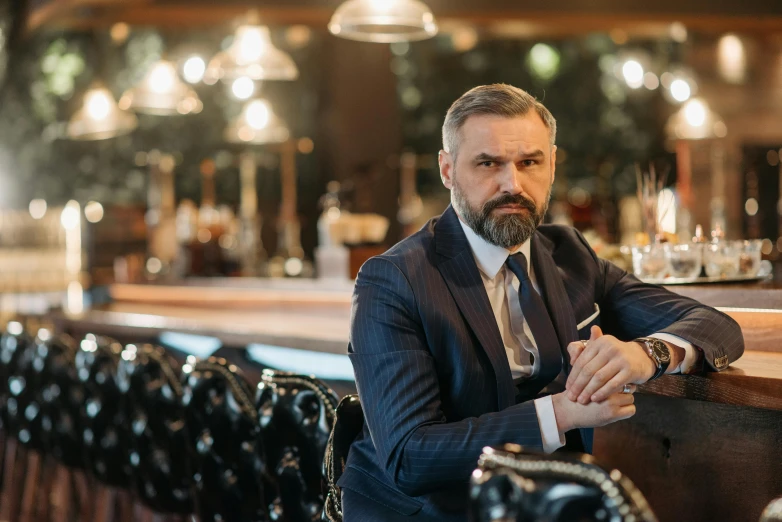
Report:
439,112,556,249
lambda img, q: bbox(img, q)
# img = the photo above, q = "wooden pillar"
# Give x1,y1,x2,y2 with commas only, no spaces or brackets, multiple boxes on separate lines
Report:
317,36,404,242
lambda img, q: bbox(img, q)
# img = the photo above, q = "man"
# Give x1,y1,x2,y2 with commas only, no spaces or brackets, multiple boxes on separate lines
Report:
340,84,744,521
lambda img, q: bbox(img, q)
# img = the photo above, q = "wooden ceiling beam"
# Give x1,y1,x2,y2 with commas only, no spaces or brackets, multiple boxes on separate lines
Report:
27,1,782,34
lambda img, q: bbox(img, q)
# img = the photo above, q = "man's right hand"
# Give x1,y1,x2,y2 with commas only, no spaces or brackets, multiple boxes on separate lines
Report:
551,391,636,434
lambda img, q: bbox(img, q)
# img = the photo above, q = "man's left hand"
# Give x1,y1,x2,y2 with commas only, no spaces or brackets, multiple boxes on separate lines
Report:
565,326,656,404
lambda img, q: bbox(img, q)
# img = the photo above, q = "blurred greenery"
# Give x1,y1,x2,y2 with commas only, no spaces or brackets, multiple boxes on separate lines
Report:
393,32,681,238
0,28,324,219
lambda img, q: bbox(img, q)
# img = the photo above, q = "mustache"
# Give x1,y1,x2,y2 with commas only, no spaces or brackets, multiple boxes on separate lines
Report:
482,194,537,215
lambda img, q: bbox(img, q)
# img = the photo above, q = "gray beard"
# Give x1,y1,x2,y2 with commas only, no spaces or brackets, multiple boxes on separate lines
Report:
452,180,549,249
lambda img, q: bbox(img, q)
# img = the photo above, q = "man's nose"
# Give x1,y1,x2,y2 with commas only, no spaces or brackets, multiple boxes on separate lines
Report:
499,164,524,194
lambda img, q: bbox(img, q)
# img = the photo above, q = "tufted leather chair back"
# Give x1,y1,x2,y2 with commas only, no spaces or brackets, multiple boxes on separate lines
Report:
0,322,35,436
256,370,338,522
181,356,270,522
468,444,658,522
35,333,84,468
321,395,363,522
117,343,195,514
13,330,84,454
75,334,131,487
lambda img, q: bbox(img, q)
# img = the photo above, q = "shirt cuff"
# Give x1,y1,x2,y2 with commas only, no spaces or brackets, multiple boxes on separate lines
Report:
534,395,565,453
648,332,698,374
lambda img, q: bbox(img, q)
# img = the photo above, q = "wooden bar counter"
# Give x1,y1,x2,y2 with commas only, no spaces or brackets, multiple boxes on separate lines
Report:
52,278,782,522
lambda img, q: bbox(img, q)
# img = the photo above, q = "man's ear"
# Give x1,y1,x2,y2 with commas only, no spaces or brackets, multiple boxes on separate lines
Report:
439,150,454,190
550,145,557,185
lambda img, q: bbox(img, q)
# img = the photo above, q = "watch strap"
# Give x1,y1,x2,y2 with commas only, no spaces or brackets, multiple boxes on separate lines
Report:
634,337,669,381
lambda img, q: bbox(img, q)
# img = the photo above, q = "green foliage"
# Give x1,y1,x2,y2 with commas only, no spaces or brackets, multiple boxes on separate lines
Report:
394,33,677,200
0,28,324,216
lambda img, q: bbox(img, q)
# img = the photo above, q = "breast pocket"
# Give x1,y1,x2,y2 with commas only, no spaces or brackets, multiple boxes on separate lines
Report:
576,303,601,338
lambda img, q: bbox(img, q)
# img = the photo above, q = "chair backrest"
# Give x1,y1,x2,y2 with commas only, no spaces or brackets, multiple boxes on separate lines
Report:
15,329,79,453
75,334,132,487
1,325,41,449
181,356,270,522
0,322,34,435
468,444,658,522
117,343,195,515
322,394,363,522
36,333,84,468
256,370,339,522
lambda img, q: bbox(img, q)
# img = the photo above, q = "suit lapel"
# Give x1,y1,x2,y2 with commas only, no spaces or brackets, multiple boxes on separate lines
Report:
435,206,516,410
530,232,579,372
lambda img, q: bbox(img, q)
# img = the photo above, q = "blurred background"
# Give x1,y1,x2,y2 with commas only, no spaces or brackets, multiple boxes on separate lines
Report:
1,0,782,315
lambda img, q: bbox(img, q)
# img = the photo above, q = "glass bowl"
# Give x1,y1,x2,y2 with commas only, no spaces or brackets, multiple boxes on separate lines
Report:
664,243,702,281
632,244,668,280
737,239,762,277
703,241,740,278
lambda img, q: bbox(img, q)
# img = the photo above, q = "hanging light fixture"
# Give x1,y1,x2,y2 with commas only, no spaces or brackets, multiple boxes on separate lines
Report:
224,98,290,145
67,85,137,140
206,24,298,83
119,59,203,116
329,0,438,43
665,98,727,141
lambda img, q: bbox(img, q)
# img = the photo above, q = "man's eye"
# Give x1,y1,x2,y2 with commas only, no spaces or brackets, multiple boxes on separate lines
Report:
521,160,537,167
478,161,495,167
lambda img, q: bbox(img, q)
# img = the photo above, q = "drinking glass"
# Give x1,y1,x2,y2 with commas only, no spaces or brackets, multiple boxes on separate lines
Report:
704,242,740,278
737,239,762,277
664,243,702,281
632,244,668,280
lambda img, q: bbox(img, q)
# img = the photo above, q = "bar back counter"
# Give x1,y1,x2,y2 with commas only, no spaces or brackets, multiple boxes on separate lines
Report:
52,279,782,522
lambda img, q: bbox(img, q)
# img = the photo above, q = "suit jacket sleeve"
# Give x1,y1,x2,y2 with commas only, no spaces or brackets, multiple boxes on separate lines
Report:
582,237,745,371
349,256,543,497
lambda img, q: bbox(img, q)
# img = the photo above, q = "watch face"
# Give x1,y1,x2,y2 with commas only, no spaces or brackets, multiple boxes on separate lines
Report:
652,341,671,363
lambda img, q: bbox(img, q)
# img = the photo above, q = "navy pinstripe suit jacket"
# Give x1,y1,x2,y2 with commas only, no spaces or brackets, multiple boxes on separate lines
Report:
340,205,744,520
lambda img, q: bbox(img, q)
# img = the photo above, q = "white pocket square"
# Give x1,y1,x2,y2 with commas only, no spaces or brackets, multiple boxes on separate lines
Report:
576,303,600,330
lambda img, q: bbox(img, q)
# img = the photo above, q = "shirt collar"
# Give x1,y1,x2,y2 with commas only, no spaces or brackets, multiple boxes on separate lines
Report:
457,216,532,279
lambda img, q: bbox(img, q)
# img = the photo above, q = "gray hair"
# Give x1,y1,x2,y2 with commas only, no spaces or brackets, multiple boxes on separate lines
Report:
442,84,557,158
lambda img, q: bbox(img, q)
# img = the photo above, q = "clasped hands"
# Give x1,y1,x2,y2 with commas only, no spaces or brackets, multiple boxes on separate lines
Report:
551,325,657,434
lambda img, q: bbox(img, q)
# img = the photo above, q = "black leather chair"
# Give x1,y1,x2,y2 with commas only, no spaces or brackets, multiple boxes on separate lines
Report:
0,321,31,492
12,329,61,522
468,444,658,522
117,343,195,516
0,322,37,522
75,333,133,521
256,370,339,522
181,355,271,522
34,332,87,522
0,321,34,435
76,334,131,486
37,333,84,469
322,394,363,522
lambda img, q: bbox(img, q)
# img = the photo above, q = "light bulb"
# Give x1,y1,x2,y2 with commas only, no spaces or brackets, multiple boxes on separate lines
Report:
683,99,707,127
86,90,111,120
183,56,206,84
60,205,80,230
232,77,255,99
622,60,644,89
237,27,267,63
147,62,176,94
670,79,691,102
246,100,271,129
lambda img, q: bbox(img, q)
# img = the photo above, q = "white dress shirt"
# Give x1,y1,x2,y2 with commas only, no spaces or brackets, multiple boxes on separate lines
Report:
458,219,697,453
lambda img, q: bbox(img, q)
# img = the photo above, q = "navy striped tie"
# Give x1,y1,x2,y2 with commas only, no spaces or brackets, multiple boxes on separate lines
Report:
506,252,563,398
